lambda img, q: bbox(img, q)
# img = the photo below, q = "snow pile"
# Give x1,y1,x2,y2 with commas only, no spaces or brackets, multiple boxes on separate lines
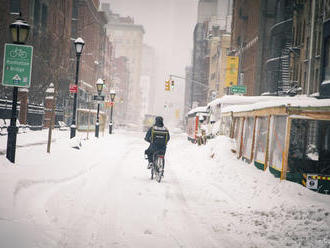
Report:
169,135,330,247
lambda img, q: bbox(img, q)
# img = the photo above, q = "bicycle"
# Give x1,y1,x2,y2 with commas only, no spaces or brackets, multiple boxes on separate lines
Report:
150,151,165,183
9,48,27,59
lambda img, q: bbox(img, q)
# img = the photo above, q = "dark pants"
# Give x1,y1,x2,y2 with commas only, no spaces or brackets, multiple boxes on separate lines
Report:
145,144,166,163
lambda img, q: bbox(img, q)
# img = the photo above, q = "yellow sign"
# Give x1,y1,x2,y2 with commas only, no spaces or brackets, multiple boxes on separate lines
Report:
225,56,239,87
175,109,180,119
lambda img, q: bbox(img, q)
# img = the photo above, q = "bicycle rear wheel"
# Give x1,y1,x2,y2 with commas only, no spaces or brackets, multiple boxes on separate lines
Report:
156,157,164,183
150,164,154,180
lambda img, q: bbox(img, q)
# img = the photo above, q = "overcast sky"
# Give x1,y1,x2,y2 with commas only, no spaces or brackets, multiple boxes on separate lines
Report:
102,0,198,76
101,0,198,122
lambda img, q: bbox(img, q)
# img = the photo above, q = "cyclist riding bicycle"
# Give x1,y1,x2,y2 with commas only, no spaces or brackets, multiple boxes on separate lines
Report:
144,116,170,168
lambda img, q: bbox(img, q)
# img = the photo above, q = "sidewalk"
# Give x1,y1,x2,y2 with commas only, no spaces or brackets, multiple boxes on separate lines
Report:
0,130,58,156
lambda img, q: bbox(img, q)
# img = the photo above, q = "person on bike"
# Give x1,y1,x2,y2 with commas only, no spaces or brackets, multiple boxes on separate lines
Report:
144,116,170,168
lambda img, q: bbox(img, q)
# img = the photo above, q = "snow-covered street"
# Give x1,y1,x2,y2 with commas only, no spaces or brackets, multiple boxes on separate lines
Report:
0,129,330,248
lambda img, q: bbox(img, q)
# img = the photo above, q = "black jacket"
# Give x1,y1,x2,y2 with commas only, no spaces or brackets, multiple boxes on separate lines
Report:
145,119,170,148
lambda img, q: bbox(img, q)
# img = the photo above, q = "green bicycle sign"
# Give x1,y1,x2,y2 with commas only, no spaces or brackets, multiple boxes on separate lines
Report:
2,43,33,88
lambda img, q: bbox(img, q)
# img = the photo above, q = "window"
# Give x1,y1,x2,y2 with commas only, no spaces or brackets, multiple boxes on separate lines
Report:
10,0,20,13
306,37,310,59
33,0,40,29
41,4,48,31
314,68,319,92
301,21,305,44
324,37,330,81
288,120,330,175
317,31,321,56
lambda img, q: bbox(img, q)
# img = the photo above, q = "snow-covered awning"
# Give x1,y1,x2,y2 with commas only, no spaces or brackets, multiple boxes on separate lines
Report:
187,106,209,116
221,95,330,113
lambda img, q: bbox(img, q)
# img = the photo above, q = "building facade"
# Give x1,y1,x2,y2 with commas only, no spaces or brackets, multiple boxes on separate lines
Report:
0,0,73,106
191,0,231,108
103,10,145,123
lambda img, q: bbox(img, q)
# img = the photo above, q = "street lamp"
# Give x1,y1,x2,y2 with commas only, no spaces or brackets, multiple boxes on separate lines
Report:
70,37,85,139
95,78,104,138
9,15,30,44
6,15,30,163
109,90,116,134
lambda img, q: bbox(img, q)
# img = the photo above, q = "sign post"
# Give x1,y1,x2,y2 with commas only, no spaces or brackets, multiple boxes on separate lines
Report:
2,43,33,88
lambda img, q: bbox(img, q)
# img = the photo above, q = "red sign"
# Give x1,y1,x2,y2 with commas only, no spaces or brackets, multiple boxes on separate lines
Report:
69,84,78,93
105,101,115,108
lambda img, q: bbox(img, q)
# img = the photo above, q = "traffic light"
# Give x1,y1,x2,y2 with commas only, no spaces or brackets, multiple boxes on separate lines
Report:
165,80,170,91
171,80,174,90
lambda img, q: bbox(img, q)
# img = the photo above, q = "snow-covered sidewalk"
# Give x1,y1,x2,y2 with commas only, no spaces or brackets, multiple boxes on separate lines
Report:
0,130,329,247
168,135,330,247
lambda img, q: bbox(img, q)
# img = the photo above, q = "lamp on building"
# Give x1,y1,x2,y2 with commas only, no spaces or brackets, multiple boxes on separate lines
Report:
6,15,30,163
109,90,116,134
95,78,104,138
70,37,85,139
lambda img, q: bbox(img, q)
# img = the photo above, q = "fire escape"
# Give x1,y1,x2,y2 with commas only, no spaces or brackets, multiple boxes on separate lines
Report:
266,0,295,95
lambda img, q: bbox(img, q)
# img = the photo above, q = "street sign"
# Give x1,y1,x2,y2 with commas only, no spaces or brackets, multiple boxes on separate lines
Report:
69,84,78,93
230,85,247,94
93,95,105,101
2,43,33,88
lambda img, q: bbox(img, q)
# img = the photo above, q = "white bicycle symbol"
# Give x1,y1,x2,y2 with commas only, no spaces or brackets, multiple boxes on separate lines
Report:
9,48,27,59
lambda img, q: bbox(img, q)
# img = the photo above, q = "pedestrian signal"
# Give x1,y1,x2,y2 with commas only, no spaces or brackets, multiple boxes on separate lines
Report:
165,80,170,91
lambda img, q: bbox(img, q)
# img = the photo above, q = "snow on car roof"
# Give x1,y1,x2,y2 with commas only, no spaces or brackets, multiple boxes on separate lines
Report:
187,106,208,116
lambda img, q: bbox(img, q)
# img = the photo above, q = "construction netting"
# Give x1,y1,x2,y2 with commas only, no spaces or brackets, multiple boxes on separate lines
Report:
269,116,287,171
254,117,268,164
242,117,254,160
233,117,243,157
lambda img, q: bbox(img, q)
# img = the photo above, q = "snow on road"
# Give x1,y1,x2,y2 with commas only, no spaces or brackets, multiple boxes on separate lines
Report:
0,129,329,248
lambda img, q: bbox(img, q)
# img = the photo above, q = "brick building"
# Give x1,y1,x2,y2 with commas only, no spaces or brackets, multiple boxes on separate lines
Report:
0,0,73,106
231,0,264,96
291,0,325,96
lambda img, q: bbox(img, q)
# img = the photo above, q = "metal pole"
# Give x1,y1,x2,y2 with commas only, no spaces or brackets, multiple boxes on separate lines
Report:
70,54,80,138
307,0,316,96
6,86,18,163
95,102,100,137
87,106,90,140
109,104,113,134
47,99,55,153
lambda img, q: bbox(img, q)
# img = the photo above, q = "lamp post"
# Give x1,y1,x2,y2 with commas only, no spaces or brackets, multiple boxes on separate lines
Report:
70,37,85,139
95,78,104,138
109,90,116,134
6,15,30,163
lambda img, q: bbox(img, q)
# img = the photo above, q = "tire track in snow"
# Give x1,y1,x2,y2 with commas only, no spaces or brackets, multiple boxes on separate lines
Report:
55,138,141,248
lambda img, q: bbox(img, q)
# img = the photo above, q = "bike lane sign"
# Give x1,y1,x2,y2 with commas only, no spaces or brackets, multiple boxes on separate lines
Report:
2,43,33,88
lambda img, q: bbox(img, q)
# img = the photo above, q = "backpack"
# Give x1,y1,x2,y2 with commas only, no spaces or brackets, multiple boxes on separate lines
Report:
151,126,169,147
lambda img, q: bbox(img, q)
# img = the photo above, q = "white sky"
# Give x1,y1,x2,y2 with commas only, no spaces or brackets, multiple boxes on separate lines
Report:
101,0,198,120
